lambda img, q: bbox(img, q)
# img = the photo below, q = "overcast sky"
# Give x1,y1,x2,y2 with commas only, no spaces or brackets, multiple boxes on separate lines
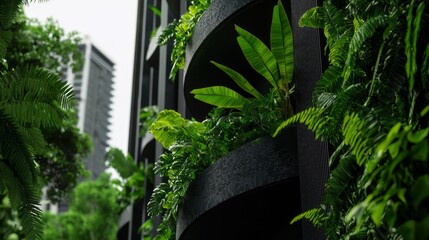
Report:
25,0,139,154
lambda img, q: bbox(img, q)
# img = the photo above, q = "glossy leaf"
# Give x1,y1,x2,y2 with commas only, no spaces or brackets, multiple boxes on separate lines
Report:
211,61,263,98
236,25,279,89
271,0,293,83
191,86,250,109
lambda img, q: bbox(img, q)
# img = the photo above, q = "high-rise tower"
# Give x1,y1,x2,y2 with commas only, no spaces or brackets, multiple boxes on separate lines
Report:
72,39,114,179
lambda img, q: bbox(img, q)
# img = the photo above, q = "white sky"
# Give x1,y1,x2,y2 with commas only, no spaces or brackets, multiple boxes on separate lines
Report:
25,0,138,154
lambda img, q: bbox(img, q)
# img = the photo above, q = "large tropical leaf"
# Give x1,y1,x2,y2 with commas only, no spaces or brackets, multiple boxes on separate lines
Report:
271,0,294,83
191,86,250,110
211,61,262,98
235,25,279,89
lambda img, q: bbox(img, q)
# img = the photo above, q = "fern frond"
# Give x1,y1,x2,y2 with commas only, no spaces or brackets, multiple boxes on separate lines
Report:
0,162,43,240
3,102,64,128
0,30,12,59
158,20,178,45
0,108,37,183
147,182,170,217
0,67,75,109
0,1,20,30
328,84,365,142
329,29,352,67
343,15,389,82
342,113,374,165
274,107,327,139
323,1,351,45
19,126,47,155
324,153,359,206
313,65,343,106
291,208,324,227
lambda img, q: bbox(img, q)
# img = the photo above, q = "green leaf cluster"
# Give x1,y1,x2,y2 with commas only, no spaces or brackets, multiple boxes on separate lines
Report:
278,0,429,238
106,147,152,212
158,0,212,80
191,0,294,118
2,9,83,76
43,173,120,240
0,1,80,239
147,91,283,239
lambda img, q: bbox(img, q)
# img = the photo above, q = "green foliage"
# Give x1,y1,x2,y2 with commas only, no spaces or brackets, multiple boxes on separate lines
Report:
140,105,159,137
3,9,83,76
191,1,294,118
148,91,283,239
279,0,429,239
158,0,212,80
106,148,152,211
0,67,75,240
2,9,89,204
0,1,81,239
43,173,120,240
36,109,92,203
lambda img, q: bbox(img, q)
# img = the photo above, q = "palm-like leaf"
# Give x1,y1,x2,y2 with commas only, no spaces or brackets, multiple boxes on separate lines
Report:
236,25,279,89
191,86,250,110
211,61,263,98
271,0,293,84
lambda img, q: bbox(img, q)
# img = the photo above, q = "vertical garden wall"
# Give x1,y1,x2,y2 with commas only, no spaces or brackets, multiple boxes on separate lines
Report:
127,0,429,239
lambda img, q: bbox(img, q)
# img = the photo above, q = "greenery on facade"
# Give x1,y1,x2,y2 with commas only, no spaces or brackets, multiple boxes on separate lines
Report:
191,1,294,118
147,2,293,239
158,0,212,80
275,0,429,238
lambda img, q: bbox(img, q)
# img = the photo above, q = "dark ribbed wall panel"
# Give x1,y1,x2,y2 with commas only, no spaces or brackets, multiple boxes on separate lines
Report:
290,0,329,239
